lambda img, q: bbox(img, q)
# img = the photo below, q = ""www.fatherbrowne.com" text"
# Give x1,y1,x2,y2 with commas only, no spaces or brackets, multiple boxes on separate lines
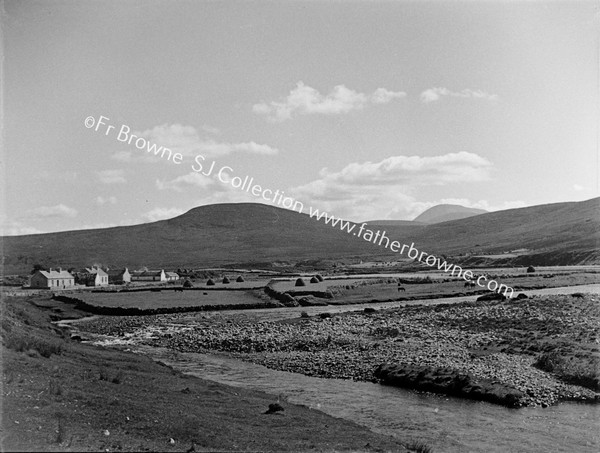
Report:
307,207,514,298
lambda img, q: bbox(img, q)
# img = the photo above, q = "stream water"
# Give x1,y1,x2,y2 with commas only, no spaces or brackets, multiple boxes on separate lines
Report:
78,283,599,452
130,345,599,453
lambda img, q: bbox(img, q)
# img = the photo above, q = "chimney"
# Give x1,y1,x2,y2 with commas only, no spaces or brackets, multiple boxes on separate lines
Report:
49,268,53,272
58,268,62,273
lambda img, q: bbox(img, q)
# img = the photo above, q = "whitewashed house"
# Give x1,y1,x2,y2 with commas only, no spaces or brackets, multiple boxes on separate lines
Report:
30,268,75,289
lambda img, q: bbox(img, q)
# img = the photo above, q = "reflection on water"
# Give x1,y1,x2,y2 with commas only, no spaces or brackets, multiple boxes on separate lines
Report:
132,345,599,453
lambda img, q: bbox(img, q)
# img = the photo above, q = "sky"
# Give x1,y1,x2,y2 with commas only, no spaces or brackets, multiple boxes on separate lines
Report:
2,0,599,235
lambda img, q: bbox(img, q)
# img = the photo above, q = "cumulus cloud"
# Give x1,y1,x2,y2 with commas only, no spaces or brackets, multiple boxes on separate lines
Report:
0,220,44,236
201,124,221,135
97,169,126,184
28,204,79,218
156,172,217,192
253,82,406,122
96,196,117,205
290,152,493,221
420,87,499,103
141,207,186,223
137,124,278,157
309,152,491,187
155,171,274,208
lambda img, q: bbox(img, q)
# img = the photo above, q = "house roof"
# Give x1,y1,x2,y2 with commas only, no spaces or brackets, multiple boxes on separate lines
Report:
85,267,108,276
133,270,164,277
106,269,129,277
38,269,74,279
165,272,179,278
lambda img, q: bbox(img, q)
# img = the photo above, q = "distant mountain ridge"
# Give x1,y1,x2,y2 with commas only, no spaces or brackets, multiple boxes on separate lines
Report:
414,204,488,224
2,198,599,273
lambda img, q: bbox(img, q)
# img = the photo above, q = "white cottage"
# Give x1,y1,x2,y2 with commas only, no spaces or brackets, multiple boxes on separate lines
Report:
30,268,75,289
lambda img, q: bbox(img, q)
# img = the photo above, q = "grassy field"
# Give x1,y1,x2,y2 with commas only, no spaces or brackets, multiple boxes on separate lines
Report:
81,289,270,309
271,271,599,303
1,295,409,452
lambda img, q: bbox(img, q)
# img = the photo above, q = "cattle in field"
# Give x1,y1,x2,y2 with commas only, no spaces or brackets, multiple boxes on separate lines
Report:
397,286,406,292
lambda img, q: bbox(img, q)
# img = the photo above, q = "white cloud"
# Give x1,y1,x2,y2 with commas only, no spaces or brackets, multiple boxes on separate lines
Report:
420,87,499,103
253,82,406,122
110,151,134,163
97,169,126,184
194,139,278,156
290,152,493,221
573,184,585,191
22,204,79,219
96,196,117,205
201,124,221,135
156,172,217,192
0,220,44,236
155,171,273,207
141,207,186,223
135,124,278,157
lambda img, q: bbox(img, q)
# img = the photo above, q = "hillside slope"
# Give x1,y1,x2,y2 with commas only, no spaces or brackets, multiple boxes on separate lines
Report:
2,198,598,273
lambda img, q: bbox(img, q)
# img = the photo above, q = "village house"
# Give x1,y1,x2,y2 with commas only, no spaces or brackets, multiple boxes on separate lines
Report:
165,271,180,282
30,268,75,289
106,268,131,284
75,266,109,286
130,269,167,282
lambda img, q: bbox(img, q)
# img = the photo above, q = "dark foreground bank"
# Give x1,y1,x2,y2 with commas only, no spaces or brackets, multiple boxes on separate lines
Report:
1,295,410,452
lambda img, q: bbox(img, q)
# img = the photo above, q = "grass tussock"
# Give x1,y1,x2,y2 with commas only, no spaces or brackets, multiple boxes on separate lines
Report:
406,440,434,453
5,333,64,358
99,367,124,384
53,412,72,446
48,379,63,397
534,351,599,391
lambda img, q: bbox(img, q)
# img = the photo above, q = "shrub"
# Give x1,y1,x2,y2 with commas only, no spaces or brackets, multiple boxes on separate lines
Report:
5,334,63,358
99,368,124,384
406,440,434,453
48,379,63,396
534,351,599,391
54,413,68,445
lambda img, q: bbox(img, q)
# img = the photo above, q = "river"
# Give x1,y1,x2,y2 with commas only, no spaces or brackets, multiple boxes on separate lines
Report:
128,345,599,453
80,283,599,452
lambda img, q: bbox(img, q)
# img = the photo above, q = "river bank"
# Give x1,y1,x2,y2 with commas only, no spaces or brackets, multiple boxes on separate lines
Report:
79,293,600,408
1,295,409,452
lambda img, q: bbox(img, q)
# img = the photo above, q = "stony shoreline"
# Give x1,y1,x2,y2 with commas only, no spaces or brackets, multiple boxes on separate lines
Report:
79,293,600,408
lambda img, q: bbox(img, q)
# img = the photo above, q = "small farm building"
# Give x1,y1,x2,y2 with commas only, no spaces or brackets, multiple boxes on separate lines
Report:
131,269,167,282
107,268,131,284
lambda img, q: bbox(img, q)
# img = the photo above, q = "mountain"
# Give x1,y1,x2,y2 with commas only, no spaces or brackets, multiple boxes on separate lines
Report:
365,220,427,227
2,198,599,274
414,204,488,224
